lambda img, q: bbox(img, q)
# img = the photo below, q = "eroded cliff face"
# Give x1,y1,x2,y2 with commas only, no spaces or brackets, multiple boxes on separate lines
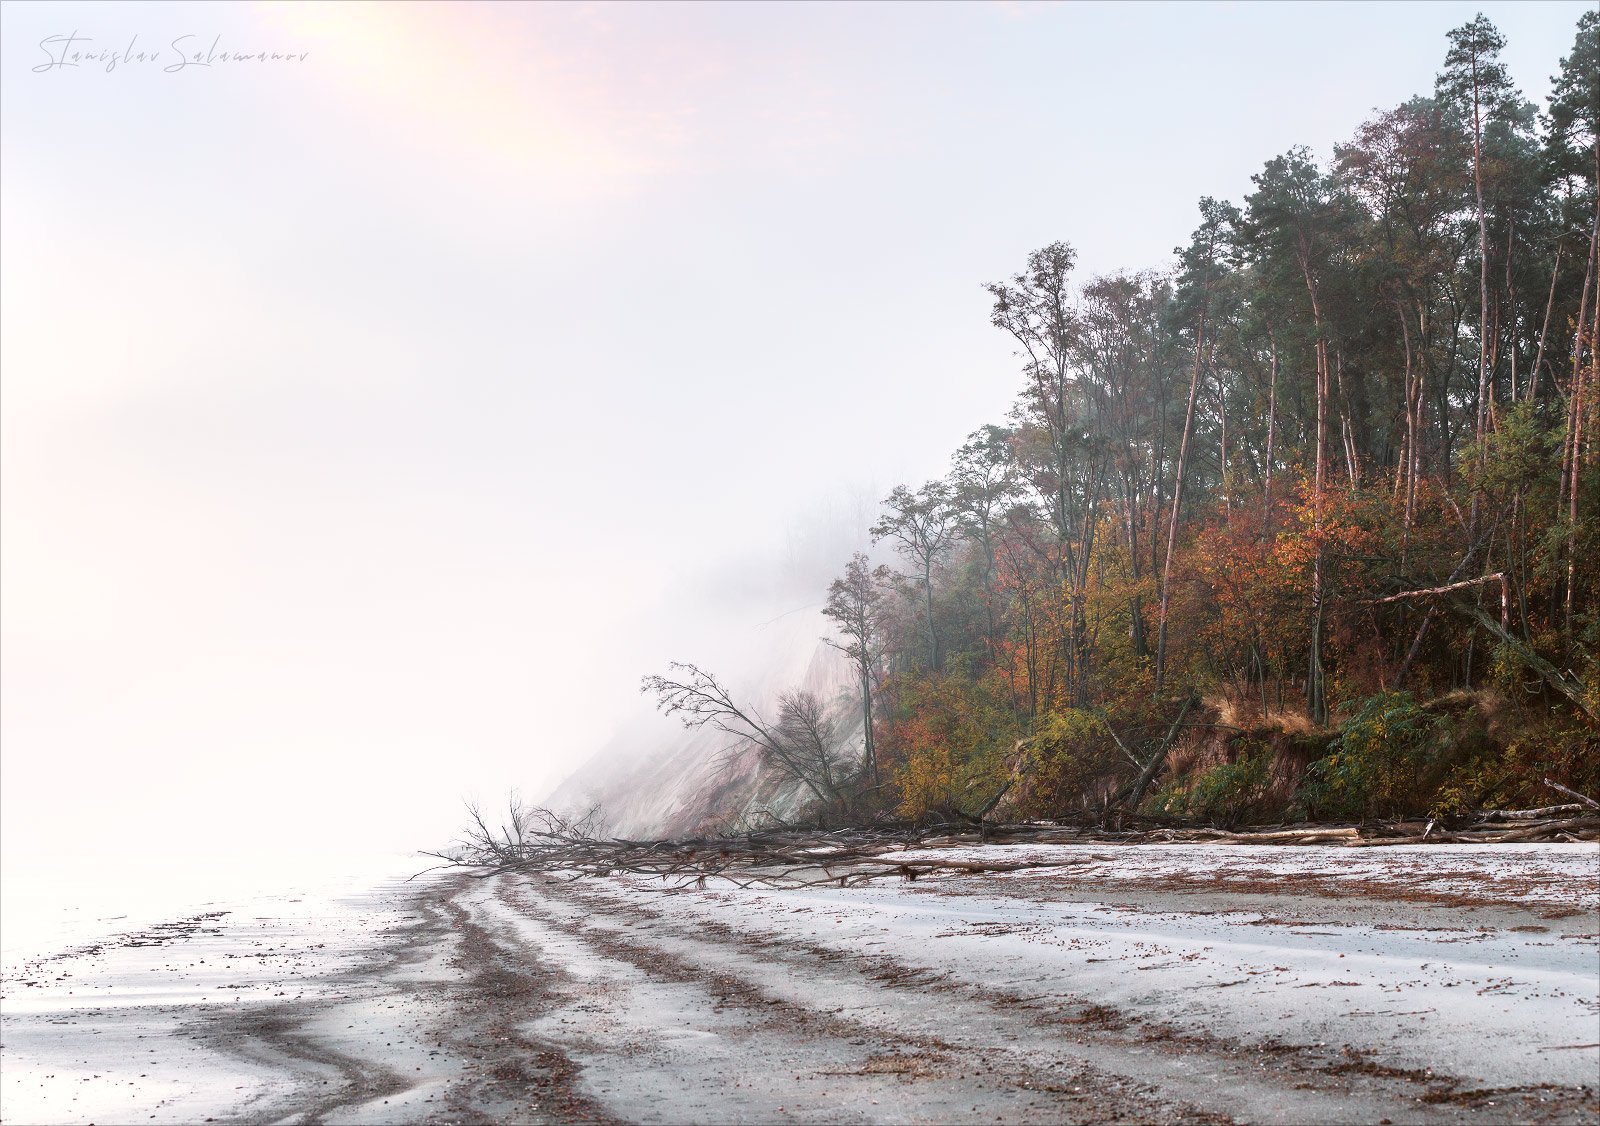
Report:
544,612,864,838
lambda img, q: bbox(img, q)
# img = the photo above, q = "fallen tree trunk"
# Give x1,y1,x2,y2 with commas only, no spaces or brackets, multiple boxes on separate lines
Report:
1447,600,1596,722
420,801,1600,890
1125,692,1198,811
1480,815,1600,844
1370,572,1506,606
1475,803,1589,822
1544,779,1600,810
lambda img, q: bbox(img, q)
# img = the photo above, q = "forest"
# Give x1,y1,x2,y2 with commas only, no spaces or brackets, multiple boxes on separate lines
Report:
646,12,1600,832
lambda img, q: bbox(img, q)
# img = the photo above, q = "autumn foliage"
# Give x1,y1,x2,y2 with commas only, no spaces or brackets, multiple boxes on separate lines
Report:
805,13,1600,824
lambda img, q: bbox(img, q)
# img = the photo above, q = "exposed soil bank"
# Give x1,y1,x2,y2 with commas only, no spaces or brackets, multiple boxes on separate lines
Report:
3,844,1596,1124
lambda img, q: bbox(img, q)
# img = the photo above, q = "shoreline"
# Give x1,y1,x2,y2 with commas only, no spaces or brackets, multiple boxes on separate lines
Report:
2,843,1596,1124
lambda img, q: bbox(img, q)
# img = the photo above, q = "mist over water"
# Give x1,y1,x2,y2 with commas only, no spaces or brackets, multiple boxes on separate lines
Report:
2,1,1584,956
1,490,884,962
0,848,420,969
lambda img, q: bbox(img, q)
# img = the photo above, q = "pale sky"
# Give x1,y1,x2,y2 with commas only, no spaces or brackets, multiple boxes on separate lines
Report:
0,1,1587,882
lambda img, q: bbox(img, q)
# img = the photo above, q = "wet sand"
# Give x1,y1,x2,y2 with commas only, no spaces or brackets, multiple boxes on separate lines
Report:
3,844,1596,1124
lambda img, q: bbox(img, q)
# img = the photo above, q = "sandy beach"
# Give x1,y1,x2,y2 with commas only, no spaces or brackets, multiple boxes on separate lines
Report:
2,843,1596,1125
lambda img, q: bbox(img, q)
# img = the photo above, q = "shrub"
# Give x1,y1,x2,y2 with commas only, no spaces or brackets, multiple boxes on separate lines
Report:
887,672,1019,820
1011,708,1123,819
1433,722,1600,818
1146,738,1273,826
1297,691,1439,819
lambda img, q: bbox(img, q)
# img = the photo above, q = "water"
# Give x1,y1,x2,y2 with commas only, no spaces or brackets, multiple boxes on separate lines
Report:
0,847,427,970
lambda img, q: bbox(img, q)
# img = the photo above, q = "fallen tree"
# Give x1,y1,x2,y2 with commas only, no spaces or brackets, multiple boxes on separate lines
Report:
421,801,1080,888
640,663,858,810
421,782,1599,889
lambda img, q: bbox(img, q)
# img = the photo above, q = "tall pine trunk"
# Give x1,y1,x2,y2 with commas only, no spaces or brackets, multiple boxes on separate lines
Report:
1156,308,1207,695
1469,47,1491,538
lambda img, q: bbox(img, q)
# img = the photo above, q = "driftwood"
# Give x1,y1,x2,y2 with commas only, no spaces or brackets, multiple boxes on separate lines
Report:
421,801,1117,889
422,791,1600,891
1349,817,1600,846
424,810,1086,888
1481,815,1600,843
1474,803,1589,822
1197,826,1360,842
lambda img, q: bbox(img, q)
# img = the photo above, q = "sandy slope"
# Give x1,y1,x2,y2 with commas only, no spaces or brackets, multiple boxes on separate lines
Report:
2,844,1595,1124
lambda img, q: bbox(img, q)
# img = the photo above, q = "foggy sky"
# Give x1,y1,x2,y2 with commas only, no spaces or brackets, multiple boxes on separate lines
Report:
0,1,1585,884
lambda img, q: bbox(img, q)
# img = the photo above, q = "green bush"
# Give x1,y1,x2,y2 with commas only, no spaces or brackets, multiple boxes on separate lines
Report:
1433,722,1600,818
1297,691,1440,819
1147,738,1272,827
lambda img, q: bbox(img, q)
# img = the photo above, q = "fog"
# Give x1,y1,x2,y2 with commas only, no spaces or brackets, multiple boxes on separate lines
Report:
1,1,1583,896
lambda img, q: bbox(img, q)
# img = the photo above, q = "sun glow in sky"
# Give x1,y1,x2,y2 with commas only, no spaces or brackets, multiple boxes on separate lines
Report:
1,0,1587,890
265,4,663,200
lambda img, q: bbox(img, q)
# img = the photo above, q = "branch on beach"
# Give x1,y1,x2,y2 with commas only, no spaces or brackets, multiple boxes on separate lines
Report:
423,809,1077,889
424,798,608,872
421,800,1599,891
